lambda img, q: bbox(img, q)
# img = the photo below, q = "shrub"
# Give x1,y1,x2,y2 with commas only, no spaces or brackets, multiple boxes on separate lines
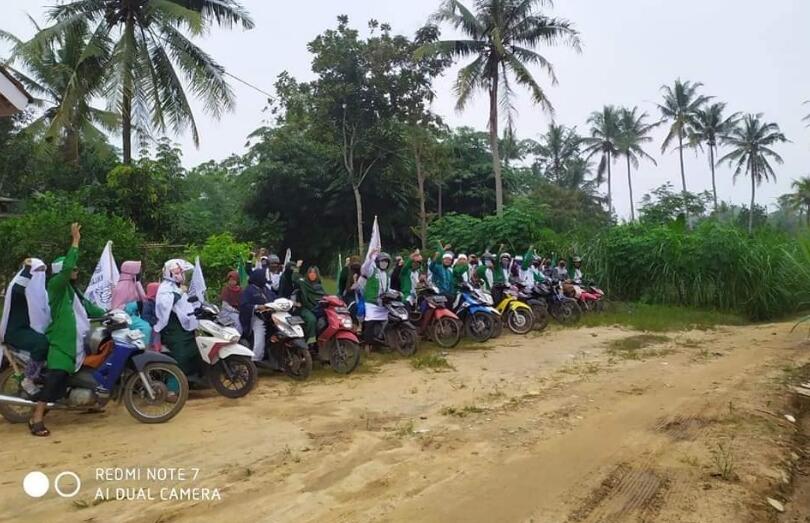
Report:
185,233,252,286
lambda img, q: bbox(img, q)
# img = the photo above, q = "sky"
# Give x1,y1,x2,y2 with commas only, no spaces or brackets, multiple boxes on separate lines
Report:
2,0,809,220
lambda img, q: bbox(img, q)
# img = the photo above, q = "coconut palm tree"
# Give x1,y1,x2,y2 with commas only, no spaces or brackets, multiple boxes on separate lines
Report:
36,0,254,163
689,103,738,211
790,177,810,226
582,105,621,213
657,79,712,196
535,122,581,185
1,19,117,165
422,0,580,215
718,114,788,234
616,106,658,221
804,101,810,127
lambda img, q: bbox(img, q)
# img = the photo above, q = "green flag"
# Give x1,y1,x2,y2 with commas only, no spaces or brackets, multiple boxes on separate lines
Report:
237,256,249,288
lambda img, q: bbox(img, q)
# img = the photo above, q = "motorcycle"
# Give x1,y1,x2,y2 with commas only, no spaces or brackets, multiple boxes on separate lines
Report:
533,280,582,324
251,296,313,380
571,281,606,313
0,310,188,424
453,283,500,342
190,303,258,398
513,282,550,331
492,283,535,335
363,290,418,356
414,285,463,348
314,295,362,374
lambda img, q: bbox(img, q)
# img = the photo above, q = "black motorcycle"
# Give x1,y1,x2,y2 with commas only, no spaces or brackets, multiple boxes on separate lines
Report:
532,279,582,324
363,290,418,356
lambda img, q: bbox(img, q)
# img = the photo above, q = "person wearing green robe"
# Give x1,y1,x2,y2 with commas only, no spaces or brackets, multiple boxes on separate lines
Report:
452,254,470,292
428,241,454,298
289,261,326,343
155,259,198,377
397,250,424,305
30,224,105,437
475,253,497,291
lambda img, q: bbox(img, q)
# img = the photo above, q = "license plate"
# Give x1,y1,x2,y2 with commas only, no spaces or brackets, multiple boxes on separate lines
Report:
288,317,305,325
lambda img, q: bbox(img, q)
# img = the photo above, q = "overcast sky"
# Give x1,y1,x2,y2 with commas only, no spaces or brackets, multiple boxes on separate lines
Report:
2,0,809,219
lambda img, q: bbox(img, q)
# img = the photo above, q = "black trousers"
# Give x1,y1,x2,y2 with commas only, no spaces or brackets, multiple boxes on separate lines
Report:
37,370,69,403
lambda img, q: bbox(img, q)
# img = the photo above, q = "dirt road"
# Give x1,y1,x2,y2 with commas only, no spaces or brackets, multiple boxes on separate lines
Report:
1,322,809,523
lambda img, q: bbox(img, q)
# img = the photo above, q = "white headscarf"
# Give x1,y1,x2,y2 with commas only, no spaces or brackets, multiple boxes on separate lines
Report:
155,259,198,333
0,258,51,341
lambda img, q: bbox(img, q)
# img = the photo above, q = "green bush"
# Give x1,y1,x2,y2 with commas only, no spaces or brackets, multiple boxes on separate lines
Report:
0,192,142,283
185,233,252,287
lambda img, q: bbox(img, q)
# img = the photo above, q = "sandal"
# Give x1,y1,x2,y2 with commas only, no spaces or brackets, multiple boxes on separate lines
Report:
28,419,50,437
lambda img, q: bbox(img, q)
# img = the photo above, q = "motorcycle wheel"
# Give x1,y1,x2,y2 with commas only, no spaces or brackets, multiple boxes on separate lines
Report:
531,305,550,331
491,315,503,338
431,317,462,349
554,300,582,324
0,367,32,424
465,312,494,342
123,363,188,424
208,356,257,399
283,341,313,381
507,308,534,335
396,327,418,357
594,299,606,313
330,339,361,374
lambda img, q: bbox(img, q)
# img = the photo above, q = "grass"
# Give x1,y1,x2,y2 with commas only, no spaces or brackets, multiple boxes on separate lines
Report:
606,334,671,360
410,351,455,371
579,303,746,332
440,405,487,417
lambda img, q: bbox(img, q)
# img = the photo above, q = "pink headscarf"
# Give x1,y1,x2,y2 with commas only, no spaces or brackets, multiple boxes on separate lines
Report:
111,261,146,310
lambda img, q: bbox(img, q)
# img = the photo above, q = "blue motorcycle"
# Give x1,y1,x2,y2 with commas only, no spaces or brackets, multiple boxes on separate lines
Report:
453,282,501,342
0,310,188,424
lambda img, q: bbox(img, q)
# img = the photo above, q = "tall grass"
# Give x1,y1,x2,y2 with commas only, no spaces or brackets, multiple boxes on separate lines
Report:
584,222,810,320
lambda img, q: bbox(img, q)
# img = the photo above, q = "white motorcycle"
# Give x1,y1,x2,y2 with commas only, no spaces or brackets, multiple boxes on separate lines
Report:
188,303,258,398
249,297,312,380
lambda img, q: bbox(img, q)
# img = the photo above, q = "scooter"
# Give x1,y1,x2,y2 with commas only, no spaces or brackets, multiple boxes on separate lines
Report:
190,303,258,398
453,283,500,342
0,310,188,424
571,281,606,313
315,295,362,374
252,296,313,380
533,280,582,324
492,283,535,335
514,281,551,331
363,290,418,356
414,285,463,348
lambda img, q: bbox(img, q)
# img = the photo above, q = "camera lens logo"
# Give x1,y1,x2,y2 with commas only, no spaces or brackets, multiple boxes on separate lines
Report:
23,471,81,498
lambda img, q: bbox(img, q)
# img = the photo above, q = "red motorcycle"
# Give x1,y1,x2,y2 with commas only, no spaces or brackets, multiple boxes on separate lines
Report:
414,285,463,348
314,295,362,374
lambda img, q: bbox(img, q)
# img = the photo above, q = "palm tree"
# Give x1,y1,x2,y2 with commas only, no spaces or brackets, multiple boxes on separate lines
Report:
422,0,581,215
37,0,254,163
616,107,658,221
689,103,739,211
1,19,117,165
657,79,712,196
790,177,810,226
535,122,581,185
804,101,810,127
718,114,788,234
582,105,621,213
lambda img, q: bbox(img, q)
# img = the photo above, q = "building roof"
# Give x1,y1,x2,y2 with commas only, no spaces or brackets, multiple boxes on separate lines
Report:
0,65,33,117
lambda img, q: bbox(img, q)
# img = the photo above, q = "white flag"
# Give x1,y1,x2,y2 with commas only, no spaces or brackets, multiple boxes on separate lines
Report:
188,256,207,304
85,241,119,310
283,248,291,267
365,215,381,261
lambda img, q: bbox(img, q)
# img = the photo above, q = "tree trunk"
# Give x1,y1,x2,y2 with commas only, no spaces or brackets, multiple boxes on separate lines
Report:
749,169,756,235
122,16,135,165
63,128,80,168
414,145,427,250
437,180,442,218
626,155,635,221
678,130,688,221
353,184,364,254
709,145,717,212
606,151,613,214
488,74,503,216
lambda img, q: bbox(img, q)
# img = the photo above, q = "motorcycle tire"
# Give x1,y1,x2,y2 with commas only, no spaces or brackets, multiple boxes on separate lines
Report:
465,312,494,342
330,339,362,374
554,300,582,324
396,327,418,357
491,315,503,338
208,356,257,399
431,317,462,349
123,363,189,424
506,307,534,335
0,367,32,424
531,305,550,331
284,341,313,381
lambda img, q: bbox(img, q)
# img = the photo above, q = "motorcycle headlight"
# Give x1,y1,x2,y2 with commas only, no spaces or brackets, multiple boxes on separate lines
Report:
341,317,354,329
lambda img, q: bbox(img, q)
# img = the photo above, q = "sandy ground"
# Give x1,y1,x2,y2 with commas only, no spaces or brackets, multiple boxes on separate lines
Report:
2,321,810,523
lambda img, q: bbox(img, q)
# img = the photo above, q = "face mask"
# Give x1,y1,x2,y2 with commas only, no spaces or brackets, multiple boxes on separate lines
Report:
171,268,184,284
485,260,494,268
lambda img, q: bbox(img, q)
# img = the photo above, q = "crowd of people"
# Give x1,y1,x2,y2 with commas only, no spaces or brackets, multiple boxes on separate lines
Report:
0,224,595,437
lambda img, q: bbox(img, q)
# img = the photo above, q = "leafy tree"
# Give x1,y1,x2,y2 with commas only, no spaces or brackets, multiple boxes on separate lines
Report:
1,18,117,166
638,183,712,225
185,232,252,287
616,107,658,221
718,113,788,234
689,102,738,211
657,79,711,198
788,177,810,226
583,105,621,213
422,0,580,215
40,0,254,163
